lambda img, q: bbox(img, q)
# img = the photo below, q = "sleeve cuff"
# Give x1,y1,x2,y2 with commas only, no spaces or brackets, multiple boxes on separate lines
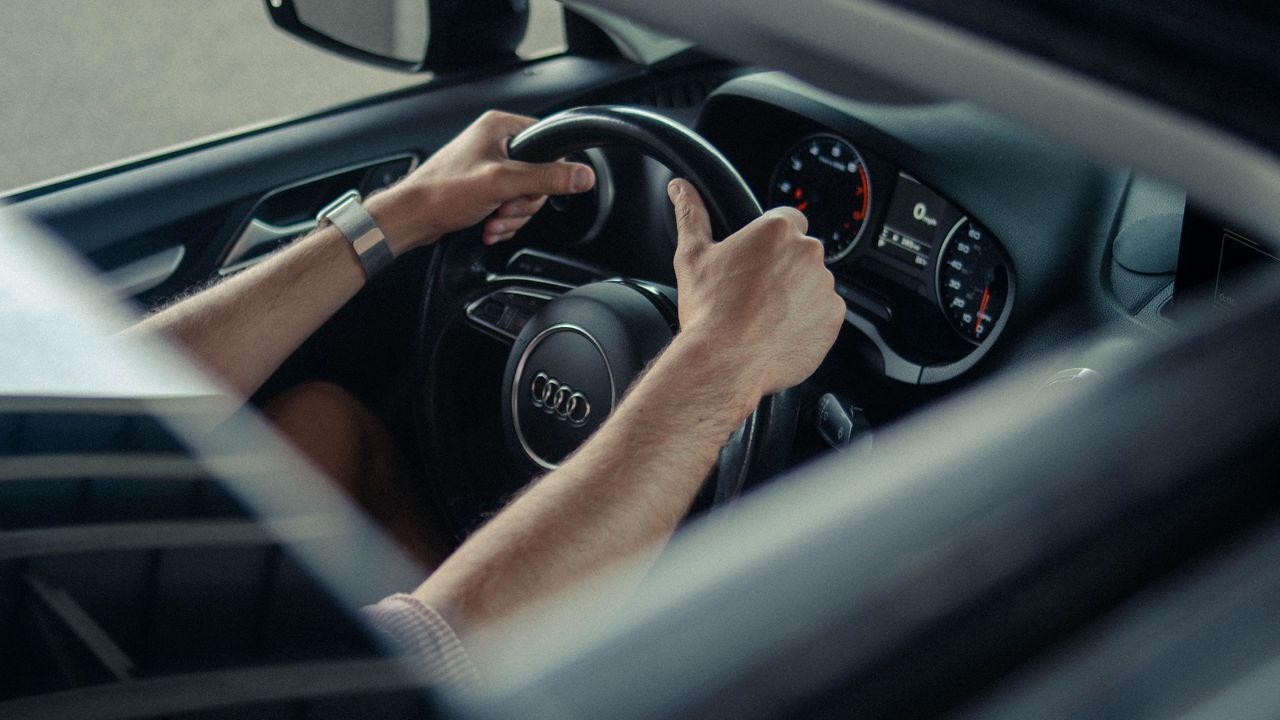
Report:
360,593,480,689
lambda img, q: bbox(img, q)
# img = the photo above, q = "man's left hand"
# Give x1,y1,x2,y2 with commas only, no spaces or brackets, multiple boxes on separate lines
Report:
366,111,595,255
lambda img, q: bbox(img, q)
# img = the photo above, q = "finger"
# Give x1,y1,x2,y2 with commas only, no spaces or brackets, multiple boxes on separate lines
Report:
800,236,827,265
483,230,518,246
501,160,594,198
484,214,534,238
496,195,547,218
668,179,713,259
759,205,809,235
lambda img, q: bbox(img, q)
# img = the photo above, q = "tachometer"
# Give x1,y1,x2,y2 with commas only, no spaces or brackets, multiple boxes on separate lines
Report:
937,218,1010,344
769,134,871,264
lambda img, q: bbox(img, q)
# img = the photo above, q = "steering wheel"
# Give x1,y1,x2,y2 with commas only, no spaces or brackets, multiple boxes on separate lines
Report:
418,106,798,533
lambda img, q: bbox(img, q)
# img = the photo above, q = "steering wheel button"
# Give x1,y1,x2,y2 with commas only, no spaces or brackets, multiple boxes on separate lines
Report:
477,299,505,322
499,308,532,334
505,293,548,312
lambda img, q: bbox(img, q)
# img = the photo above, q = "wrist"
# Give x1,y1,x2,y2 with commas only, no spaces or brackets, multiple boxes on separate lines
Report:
664,331,764,421
365,183,440,256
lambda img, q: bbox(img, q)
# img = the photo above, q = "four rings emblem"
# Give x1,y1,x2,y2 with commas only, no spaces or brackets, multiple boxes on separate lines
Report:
529,372,592,425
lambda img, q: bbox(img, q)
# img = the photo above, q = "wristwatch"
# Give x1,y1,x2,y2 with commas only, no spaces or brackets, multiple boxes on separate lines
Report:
316,189,394,279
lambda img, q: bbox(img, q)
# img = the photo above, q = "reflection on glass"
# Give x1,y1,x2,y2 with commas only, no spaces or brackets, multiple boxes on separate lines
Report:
294,0,429,62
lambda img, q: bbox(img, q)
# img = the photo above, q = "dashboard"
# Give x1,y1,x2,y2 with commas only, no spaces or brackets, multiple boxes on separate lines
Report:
506,72,1147,394
753,126,1012,382
692,75,1103,385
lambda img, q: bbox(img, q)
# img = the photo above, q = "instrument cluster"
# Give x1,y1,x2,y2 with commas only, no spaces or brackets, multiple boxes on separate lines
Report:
739,121,1017,384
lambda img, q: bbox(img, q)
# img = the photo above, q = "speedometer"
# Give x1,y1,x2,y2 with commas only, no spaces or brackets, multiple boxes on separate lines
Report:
937,217,1010,344
769,134,871,264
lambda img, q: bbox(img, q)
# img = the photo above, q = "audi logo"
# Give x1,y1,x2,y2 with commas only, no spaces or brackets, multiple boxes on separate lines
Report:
529,372,591,425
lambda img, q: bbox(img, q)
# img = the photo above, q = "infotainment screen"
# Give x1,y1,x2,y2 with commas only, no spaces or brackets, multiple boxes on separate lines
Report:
1172,203,1280,314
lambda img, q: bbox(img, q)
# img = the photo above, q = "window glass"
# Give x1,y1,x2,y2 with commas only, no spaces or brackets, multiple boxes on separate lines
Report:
0,0,565,193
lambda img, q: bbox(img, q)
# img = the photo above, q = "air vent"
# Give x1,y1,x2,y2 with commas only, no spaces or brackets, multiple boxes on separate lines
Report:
632,78,716,108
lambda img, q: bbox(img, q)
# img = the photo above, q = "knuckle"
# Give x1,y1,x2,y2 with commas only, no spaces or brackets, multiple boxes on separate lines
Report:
801,236,825,261
829,296,846,322
676,202,698,229
764,206,804,230
481,163,507,186
759,214,790,236
675,244,701,267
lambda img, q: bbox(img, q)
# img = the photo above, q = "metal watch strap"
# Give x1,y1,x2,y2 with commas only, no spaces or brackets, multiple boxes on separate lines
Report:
316,190,394,279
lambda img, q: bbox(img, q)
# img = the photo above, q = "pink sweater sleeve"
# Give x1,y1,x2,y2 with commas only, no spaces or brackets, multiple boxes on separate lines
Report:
360,593,480,689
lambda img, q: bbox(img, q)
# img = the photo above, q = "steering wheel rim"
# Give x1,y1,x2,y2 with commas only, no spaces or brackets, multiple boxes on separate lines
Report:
509,106,762,241
504,105,797,507
416,106,800,535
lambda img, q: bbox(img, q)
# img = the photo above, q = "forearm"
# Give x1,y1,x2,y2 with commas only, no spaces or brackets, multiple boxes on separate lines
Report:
129,223,366,398
416,332,760,631
127,111,591,401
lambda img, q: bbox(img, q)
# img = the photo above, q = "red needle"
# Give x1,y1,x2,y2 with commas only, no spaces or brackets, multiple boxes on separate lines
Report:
975,285,991,334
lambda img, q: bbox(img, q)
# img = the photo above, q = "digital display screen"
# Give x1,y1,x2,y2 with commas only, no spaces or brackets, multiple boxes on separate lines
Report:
876,173,958,270
1173,203,1280,315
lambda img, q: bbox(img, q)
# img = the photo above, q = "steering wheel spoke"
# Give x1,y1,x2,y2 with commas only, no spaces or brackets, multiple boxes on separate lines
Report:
464,285,561,343
465,248,623,342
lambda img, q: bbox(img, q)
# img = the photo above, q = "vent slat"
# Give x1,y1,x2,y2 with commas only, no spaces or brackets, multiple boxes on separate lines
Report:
24,574,137,682
0,658,424,720
0,455,208,482
0,516,346,560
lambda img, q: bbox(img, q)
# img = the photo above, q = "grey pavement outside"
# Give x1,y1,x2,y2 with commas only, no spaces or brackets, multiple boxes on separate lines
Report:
0,0,565,193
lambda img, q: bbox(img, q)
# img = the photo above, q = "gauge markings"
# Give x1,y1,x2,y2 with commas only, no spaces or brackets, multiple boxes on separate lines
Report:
769,134,872,264
936,218,1009,344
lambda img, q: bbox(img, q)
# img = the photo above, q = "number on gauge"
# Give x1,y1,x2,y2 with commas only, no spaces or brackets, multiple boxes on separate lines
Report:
937,218,1010,344
769,134,872,264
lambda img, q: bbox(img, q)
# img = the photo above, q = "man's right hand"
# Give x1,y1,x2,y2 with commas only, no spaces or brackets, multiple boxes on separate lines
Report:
415,181,846,635
668,178,845,399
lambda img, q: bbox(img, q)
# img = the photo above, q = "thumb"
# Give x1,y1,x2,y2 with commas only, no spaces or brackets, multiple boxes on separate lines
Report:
668,179,712,258
506,160,594,197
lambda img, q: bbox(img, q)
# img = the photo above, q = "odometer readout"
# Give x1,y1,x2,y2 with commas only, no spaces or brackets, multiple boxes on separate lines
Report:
769,134,871,264
877,173,953,270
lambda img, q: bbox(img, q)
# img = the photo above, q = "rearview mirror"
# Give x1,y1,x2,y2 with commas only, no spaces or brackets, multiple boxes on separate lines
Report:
265,0,530,73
